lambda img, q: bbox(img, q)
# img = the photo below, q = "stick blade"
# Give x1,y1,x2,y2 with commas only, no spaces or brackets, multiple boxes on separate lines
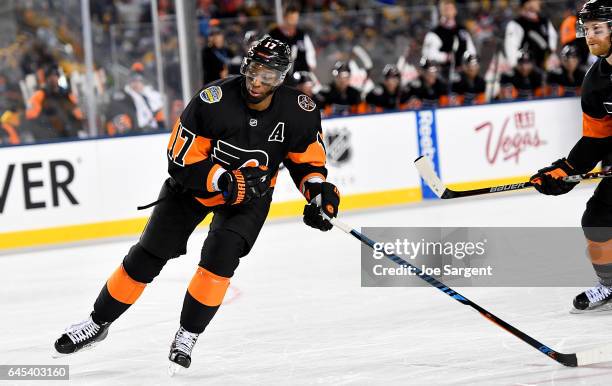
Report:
414,156,447,198
576,344,612,366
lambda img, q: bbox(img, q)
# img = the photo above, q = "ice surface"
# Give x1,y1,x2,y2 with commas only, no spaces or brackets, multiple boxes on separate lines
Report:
2,186,612,385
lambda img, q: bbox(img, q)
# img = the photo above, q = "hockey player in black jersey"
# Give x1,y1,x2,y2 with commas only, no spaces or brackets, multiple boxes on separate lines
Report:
52,37,341,371
530,0,612,313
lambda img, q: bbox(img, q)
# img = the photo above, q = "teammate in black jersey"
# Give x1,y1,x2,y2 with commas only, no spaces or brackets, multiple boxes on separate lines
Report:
530,0,612,313
52,37,341,371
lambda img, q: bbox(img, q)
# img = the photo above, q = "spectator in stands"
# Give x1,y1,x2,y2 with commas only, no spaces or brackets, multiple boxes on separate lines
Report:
318,61,364,116
0,73,23,112
131,62,165,126
292,71,324,105
499,50,544,100
406,59,449,109
0,109,21,145
201,25,234,85
421,0,477,83
366,64,410,112
559,1,590,68
451,53,486,106
504,0,558,70
105,68,164,136
25,66,83,140
268,3,316,75
546,44,585,97
396,47,419,88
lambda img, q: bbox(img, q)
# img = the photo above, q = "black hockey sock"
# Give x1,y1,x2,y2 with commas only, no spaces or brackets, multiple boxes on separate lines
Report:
180,291,220,334
92,264,147,324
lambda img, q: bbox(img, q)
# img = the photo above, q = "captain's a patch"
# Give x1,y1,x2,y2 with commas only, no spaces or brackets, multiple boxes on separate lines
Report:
200,86,223,104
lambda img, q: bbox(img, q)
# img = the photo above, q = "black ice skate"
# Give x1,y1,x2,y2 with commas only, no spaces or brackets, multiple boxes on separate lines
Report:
53,314,110,357
571,283,612,314
168,326,199,375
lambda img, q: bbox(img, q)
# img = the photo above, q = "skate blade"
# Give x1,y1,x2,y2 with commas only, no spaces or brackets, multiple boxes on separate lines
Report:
168,362,183,377
570,303,612,314
51,339,103,359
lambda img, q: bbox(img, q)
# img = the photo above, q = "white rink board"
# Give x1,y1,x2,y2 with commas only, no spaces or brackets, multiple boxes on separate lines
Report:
0,111,422,234
272,111,421,202
0,135,168,233
435,98,582,184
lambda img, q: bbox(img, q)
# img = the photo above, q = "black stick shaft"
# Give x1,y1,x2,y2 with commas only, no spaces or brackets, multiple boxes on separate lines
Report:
338,223,577,366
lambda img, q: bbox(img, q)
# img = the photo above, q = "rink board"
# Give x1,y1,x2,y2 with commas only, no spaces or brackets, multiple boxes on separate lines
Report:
0,112,421,249
435,98,582,188
0,98,583,249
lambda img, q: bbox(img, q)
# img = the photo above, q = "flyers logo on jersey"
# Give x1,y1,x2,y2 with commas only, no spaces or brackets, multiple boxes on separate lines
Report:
298,94,316,112
200,86,223,104
212,140,269,169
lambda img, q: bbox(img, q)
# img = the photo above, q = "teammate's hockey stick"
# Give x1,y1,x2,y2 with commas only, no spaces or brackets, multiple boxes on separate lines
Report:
414,156,612,199
329,217,612,367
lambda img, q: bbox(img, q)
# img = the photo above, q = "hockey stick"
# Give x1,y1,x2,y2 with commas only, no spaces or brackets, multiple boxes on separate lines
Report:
329,216,612,366
414,156,612,199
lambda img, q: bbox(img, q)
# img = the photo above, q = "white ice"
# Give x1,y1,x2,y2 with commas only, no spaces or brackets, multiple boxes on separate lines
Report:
2,185,612,385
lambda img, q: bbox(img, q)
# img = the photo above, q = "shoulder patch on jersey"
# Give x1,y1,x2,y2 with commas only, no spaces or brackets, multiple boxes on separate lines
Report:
200,86,223,104
297,94,316,112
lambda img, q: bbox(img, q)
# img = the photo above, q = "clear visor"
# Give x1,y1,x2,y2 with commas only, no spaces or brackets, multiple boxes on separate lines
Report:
240,59,284,87
576,20,612,38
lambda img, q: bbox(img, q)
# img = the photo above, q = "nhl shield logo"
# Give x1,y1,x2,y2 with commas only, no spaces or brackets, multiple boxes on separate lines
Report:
297,94,316,112
324,127,351,166
200,86,223,104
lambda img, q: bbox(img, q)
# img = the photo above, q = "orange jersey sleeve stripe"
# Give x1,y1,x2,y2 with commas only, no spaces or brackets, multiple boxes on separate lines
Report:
195,194,225,207
167,120,213,165
106,264,146,305
206,164,223,192
287,140,326,166
587,239,612,265
187,267,230,306
583,113,612,138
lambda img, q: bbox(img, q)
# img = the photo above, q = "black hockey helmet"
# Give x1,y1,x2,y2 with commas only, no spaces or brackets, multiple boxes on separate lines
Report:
419,57,438,72
577,0,612,57
560,44,579,59
332,61,351,77
241,37,292,86
578,0,612,23
293,71,314,85
382,64,401,79
516,49,533,64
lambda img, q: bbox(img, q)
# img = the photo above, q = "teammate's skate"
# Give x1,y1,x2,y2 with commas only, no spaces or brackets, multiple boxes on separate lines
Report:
53,314,110,357
168,326,200,375
571,283,612,314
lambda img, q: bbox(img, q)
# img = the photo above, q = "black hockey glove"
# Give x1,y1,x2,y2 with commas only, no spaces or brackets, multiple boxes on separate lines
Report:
219,166,271,205
303,181,340,231
529,158,578,196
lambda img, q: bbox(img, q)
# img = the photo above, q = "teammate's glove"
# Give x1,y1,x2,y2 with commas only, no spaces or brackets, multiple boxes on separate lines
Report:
219,166,271,205
302,181,340,231
529,158,578,196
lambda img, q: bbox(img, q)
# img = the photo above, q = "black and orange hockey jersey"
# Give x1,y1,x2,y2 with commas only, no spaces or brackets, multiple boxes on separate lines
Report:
568,57,612,172
166,76,327,207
